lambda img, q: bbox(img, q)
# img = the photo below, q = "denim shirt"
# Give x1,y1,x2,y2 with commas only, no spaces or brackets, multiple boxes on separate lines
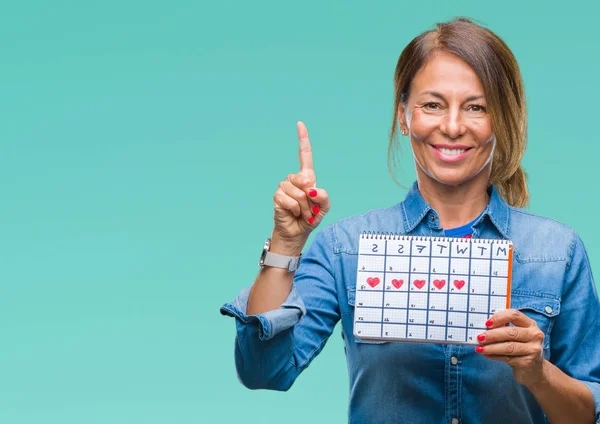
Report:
220,183,600,424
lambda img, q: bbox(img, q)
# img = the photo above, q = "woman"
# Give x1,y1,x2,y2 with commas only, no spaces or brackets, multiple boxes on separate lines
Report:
220,18,600,424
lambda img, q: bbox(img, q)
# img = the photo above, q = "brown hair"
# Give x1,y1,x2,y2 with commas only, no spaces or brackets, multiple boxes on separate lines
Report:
388,17,529,207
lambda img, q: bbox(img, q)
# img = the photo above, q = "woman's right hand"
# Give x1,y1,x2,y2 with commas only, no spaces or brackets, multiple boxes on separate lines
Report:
271,121,330,254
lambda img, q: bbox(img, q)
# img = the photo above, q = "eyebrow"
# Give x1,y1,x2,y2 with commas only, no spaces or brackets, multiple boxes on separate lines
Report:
422,91,485,102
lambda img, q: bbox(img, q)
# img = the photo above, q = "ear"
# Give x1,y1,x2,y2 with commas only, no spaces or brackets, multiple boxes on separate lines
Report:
397,103,407,129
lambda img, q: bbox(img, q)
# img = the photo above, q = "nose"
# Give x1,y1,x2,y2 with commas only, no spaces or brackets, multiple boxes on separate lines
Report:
439,108,466,139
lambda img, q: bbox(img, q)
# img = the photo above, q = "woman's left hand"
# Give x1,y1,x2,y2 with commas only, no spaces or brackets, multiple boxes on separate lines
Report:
476,309,547,387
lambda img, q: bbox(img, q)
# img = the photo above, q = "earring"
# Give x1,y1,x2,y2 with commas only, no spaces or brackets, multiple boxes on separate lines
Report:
401,128,408,136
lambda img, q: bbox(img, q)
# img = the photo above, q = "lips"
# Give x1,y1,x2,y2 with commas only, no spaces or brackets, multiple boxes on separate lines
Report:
432,143,472,151
430,144,472,162
438,147,468,156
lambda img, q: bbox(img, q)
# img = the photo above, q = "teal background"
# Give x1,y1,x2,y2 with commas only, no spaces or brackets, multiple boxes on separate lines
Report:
1,0,598,422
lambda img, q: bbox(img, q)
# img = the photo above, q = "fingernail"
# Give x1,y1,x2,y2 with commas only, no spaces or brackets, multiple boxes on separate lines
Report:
485,319,493,327
475,346,484,353
308,216,315,224
309,189,317,197
477,334,486,342
312,205,320,214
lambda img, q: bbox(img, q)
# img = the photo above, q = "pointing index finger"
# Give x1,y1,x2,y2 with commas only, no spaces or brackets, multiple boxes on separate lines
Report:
297,121,314,173
488,309,535,329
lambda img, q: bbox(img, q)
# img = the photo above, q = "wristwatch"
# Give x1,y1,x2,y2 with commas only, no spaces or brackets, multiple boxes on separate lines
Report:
259,238,302,272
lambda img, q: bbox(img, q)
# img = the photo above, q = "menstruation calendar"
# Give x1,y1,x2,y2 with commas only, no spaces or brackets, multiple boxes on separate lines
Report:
353,234,513,345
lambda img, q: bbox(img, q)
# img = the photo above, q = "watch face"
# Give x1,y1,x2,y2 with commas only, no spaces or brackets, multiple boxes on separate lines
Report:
259,238,271,266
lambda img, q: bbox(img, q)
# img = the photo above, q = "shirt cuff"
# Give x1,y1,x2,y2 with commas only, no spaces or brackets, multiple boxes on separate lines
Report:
581,381,600,423
220,283,307,341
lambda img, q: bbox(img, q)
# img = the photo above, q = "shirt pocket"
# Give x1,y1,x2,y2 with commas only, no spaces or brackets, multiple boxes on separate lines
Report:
346,285,387,345
510,292,560,357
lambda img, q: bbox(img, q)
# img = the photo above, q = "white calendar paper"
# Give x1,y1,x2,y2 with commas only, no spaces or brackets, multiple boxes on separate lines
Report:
353,234,513,345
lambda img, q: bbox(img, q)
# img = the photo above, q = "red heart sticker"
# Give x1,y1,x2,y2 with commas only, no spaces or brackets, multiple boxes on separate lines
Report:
391,279,404,289
413,279,426,289
367,277,380,288
453,279,465,290
433,279,446,290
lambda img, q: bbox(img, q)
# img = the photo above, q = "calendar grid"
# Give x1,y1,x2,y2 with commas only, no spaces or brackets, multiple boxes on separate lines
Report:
353,234,512,345
444,239,453,342
465,239,472,342
352,320,488,330
356,268,505,274
358,254,508,261
380,239,388,338
354,293,507,301
487,241,494,319
405,238,413,339
425,239,432,340
354,321,487,329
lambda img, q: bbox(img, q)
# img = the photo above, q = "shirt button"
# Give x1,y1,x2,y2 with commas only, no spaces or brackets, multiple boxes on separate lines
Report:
451,418,459,424
450,356,458,365
545,306,553,314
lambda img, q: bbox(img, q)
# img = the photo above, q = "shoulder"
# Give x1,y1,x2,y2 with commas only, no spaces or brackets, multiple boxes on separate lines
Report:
320,203,405,255
508,206,578,263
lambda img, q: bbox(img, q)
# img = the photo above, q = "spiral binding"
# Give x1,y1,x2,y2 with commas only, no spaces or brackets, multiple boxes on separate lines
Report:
360,232,510,244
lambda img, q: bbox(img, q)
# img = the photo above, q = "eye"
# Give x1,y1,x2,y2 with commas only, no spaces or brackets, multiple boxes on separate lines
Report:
468,104,487,112
423,102,441,110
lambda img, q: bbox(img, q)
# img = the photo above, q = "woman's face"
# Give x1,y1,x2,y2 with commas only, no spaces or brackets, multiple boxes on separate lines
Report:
399,51,495,189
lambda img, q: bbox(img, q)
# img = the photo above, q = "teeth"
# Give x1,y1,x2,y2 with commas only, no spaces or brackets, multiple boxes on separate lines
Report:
439,148,466,156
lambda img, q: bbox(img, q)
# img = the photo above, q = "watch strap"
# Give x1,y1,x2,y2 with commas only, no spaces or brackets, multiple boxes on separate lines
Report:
259,238,302,272
263,251,302,272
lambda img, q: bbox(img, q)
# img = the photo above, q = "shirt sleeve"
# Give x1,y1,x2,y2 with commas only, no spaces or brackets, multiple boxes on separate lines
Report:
550,231,600,423
219,225,340,391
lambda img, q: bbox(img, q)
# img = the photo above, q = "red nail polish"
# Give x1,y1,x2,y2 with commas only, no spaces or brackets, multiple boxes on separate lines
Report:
476,346,484,353
308,216,315,224
477,334,486,342
309,189,317,197
312,205,320,214
485,319,493,327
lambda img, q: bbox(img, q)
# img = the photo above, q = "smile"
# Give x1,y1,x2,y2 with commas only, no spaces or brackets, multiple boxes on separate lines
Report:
439,148,466,156
430,145,472,162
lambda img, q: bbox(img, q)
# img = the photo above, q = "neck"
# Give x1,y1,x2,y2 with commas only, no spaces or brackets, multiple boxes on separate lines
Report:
416,170,491,230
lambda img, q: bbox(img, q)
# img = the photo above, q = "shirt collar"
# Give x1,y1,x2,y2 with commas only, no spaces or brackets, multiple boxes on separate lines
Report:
401,181,510,239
